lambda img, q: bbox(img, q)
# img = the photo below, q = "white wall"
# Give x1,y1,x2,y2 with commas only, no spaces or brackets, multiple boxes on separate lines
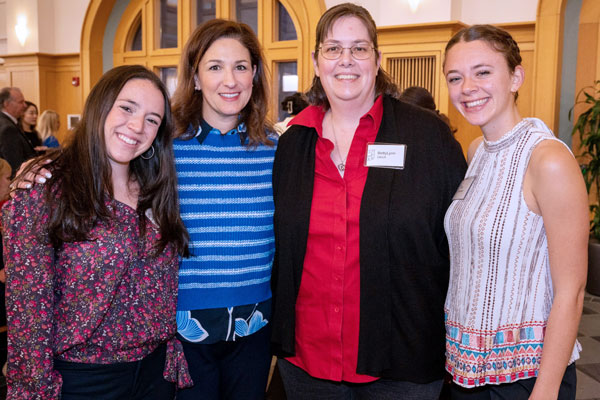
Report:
2,0,89,55
54,0,90,53
325,0,538,25
459,0,537,24
38,0,55,53
0,0,540,57
0,1,7,55
6,0,40,54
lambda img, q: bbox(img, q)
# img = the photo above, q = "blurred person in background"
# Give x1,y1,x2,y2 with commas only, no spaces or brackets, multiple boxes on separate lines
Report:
399,86,455,134
274,92,309,135
0,87,35,175
38,110,61,148
19,101,42,149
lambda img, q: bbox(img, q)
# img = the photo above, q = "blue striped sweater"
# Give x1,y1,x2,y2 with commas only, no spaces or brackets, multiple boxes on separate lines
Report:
174,125,276,311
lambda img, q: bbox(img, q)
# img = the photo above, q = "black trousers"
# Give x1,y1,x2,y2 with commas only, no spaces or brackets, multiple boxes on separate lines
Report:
54,343,175,400
177,324,272,400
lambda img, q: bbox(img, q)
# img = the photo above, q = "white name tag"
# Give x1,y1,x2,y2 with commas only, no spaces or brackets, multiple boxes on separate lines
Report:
453,176,476,200
364,143,406,169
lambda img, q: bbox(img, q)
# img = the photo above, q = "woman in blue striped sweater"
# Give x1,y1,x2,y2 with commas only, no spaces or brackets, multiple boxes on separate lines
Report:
170,19,277,400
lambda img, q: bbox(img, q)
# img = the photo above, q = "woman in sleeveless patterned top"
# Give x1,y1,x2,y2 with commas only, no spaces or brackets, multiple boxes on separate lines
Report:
443,25,588,399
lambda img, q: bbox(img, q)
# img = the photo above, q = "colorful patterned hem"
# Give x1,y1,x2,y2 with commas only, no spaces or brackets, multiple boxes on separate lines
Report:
446,362,538,387
445,320,545,388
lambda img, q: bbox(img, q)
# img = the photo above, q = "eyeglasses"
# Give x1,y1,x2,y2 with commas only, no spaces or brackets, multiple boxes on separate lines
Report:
318,44,375,60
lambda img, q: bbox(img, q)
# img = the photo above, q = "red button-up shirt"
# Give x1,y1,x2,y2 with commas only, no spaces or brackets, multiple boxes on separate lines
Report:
286,96,383,383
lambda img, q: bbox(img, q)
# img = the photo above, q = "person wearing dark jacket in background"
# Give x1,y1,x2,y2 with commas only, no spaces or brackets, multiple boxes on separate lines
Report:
0,87,36,175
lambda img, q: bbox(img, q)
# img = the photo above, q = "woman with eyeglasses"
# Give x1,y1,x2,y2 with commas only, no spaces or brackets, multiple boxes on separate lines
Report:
271,3,467,399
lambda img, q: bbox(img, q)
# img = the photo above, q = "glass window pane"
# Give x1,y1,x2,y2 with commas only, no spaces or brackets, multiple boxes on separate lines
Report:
196,0,216,26
235,0,257,35
130,22,142,51
157,0,178,49
277,61,298,121
277,2,297,41
159,67,178,97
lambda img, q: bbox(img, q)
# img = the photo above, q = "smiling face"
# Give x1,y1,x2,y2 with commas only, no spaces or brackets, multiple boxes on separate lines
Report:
103,78,164,173
313,16,381,111
444,39,524,138
195,37,256,133
22,104,38,128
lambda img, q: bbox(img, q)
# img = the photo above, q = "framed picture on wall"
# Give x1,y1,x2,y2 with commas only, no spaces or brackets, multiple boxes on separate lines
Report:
67,114,81,130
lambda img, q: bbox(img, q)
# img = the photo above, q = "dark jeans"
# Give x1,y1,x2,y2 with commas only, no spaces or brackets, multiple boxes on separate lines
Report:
177,323,272,400
450,363,577,400
54,343,174,400
277,359,443,400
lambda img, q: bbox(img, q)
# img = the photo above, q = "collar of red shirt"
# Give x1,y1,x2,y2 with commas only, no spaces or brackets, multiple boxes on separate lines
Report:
289,95,384,138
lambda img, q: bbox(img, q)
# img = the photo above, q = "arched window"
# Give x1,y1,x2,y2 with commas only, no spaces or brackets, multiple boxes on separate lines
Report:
112,0,324,118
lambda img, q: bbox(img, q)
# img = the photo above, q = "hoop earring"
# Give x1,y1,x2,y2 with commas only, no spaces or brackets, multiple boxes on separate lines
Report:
141,145,155,160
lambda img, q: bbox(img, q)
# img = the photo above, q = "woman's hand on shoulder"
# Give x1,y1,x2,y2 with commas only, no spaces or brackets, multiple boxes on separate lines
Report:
10,158,53,196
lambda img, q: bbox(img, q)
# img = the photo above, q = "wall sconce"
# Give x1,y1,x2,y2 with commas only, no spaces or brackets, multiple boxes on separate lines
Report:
408,0,421,13
15,15,30,47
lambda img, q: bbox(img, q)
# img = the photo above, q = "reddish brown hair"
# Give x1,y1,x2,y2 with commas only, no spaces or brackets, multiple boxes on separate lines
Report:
171,19,273,145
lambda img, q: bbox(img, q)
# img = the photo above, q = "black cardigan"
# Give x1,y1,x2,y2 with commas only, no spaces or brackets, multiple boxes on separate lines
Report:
271,95,467,382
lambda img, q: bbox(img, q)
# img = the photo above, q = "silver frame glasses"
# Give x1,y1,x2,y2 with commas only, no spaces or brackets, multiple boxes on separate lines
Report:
318,44,375,60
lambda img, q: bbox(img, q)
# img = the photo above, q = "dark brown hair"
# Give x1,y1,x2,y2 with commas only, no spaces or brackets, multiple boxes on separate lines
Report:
171,19,273,145
399,86,436,111
19,101,38,131
306,3,399,109
444,24,522,100
20,65,188,255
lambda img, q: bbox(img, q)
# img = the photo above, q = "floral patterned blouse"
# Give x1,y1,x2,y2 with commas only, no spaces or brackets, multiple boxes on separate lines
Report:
3,185,192,399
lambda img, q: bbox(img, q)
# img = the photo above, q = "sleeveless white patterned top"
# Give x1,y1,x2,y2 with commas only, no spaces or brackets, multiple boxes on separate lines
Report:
443,118,581,388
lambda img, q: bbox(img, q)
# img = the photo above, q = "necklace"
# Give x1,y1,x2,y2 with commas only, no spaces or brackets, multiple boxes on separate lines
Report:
329,117,348,172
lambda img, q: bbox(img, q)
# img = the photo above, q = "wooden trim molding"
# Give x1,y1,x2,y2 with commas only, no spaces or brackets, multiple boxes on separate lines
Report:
81,0,118,99
533,0,565,131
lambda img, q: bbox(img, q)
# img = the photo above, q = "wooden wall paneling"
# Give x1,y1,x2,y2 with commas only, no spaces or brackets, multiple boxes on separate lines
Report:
1,54,82,145
376,22,535,155
3,55,41,107
81,0,118,99
38,54,82,144
532,0,564,131
0,70,8,88
498,23,536,119
11,69,39,106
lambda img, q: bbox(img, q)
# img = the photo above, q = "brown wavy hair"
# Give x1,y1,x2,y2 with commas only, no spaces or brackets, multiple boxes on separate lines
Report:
444,24,522,100
306,3,399,109
19,65,188,256
171,19,273,145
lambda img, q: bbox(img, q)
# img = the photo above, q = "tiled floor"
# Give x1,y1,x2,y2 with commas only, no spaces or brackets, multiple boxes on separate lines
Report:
577,292,600,400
